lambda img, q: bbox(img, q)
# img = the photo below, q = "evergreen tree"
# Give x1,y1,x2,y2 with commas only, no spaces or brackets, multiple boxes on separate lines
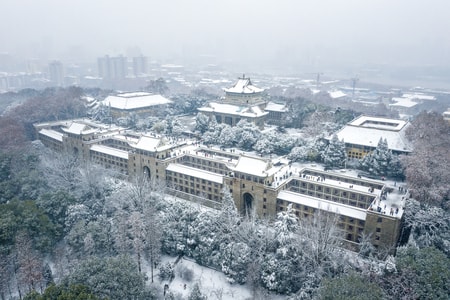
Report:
359,138,404,178
322,134,346,168
188,283,207,300
195,113,209,134
319,272,383,300
274,204,298,247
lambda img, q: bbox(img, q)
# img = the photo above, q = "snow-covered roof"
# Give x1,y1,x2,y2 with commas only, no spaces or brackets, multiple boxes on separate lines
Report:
389,97,418,108
132,136,162,151
198,102,268,118
166,163,223,184
328,90,347,99
39,129,64,142
223,77,264,94
334,116,412,152
349,115,407,131
390,97,419,108
277,190,367,220
103,92,172,110
265,102,288,112
402,93,436,101
90,144,129,160
61,122,97,135
232,156,271,177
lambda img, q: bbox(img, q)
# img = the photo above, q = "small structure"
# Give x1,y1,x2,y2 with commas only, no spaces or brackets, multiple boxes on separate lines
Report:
443,108,450,124
265,101,289,125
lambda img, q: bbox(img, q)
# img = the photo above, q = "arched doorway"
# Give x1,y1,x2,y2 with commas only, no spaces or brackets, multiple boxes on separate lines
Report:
143,166,151,179
243,192,254,216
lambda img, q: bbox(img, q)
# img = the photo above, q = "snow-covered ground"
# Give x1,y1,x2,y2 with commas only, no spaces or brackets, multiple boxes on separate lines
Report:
149,256,287,300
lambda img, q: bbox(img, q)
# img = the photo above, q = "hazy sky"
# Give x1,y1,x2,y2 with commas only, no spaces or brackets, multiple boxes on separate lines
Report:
2,0,450,71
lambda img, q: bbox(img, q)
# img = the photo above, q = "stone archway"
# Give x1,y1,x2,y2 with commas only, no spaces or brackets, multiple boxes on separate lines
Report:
143,166,151,179
243,192,254,216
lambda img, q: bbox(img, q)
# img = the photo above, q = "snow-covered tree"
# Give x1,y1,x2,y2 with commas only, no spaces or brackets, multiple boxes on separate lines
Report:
65,255,146,300
195,113,210,133
359,138,403,178
401,111,450,209
274,204,298,247
188,283,207,300
404,199,450,256
221,241,252,284
297,207,342,269
234,120,260,150
217,125,236,147
319,272,383,300
322,134,346,168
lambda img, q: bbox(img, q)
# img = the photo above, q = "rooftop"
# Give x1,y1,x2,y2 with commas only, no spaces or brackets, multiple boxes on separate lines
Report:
90,144,129,160
166,163,224,184
223,76,264,94
265,101,288,112
349,115,408,131
198,102,268,118
103,92,172,110
232,155,273,177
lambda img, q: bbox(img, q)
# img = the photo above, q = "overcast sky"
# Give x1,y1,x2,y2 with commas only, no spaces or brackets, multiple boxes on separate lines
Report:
2,0,450,72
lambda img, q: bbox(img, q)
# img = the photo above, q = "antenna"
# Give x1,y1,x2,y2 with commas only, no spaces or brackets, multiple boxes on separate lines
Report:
351,76,359,99
316,72,323,89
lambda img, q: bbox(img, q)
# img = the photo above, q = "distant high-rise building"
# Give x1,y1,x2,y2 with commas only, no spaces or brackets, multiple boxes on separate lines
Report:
48,60,64,86
97,55,127,80
111,55,127,79
97,55,111,79
133,56,148,77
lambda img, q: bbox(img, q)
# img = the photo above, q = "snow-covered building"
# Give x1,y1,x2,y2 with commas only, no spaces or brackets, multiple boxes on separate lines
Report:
328,90,348,100
102,92,172,119
332,115,412,159
34,119,406,252
443,108,450,124
389,92,436,117
198,75,268,129
265,101,289,125
277,168,405,251
222,75,265,106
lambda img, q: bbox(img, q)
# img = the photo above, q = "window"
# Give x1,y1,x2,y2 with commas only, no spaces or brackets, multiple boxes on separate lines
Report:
263,198,267,202
263,204,266,209
377,217,383,223
376,227,381,232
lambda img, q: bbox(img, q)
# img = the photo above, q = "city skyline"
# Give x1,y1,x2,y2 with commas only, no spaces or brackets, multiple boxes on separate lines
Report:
1,0,450,72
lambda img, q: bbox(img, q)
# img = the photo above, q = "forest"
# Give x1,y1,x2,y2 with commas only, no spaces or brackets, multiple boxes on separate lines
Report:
0,86,449,299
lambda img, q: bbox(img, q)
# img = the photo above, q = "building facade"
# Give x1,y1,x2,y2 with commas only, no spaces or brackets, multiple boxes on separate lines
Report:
35,119,406,252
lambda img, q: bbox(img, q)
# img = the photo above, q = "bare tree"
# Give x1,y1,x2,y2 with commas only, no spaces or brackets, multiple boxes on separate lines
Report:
129,211,145,274
14,231,44,294
296,205,343,269
145,207,162,283
0,252,14,300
